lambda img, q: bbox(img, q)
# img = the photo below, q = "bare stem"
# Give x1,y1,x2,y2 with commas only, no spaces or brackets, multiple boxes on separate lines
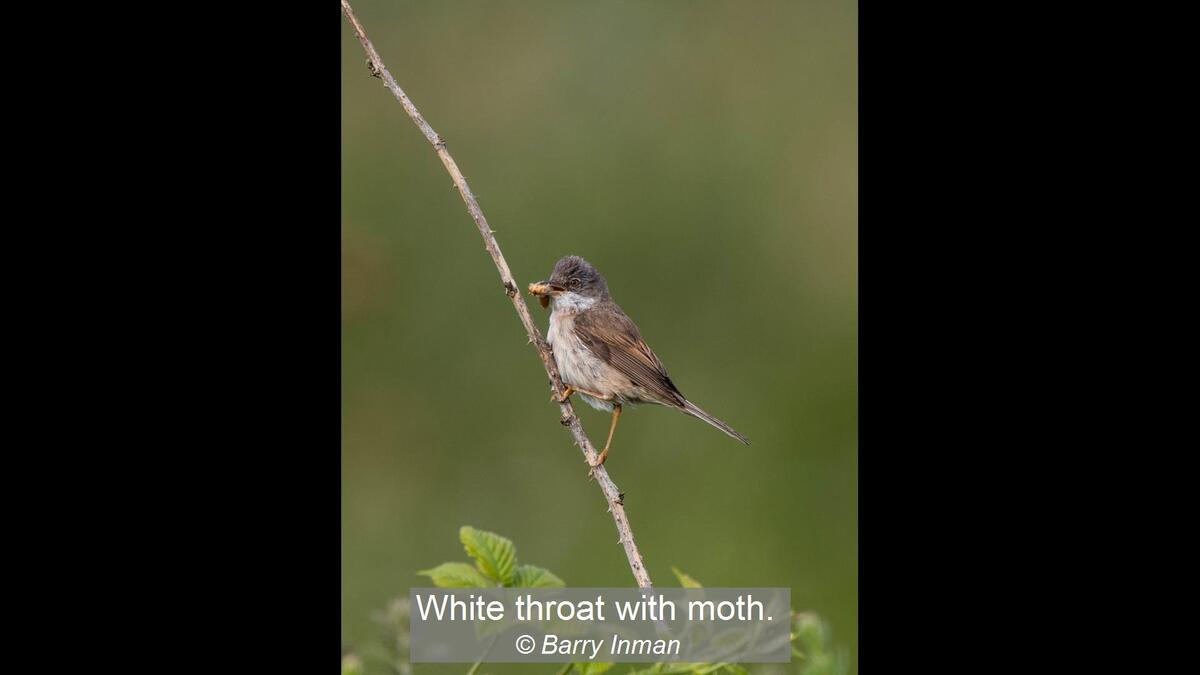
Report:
464,634,499,675
341,0,653,590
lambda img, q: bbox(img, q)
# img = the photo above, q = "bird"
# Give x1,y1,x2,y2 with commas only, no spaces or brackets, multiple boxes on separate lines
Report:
528,255,749,470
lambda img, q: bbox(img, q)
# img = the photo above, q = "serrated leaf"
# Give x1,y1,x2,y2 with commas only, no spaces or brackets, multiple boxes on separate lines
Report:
670,566,703,588
417,562,492,588
512,564,566,588
460,526,517,585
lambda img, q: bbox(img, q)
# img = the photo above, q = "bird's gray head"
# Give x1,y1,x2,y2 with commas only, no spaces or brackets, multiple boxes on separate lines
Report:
528,255,610,309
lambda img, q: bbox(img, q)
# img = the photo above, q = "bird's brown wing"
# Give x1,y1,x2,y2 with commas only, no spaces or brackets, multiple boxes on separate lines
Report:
572,302,686,407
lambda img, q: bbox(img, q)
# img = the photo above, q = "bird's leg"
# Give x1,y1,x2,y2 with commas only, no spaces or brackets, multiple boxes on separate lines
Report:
553,385,611,403
595,404,622,467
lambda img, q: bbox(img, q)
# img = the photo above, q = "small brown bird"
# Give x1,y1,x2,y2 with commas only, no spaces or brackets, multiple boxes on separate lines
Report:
529,255,749,469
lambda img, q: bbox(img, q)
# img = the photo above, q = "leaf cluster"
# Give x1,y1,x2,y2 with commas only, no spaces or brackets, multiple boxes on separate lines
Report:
346,527,846,675
419,526,566,589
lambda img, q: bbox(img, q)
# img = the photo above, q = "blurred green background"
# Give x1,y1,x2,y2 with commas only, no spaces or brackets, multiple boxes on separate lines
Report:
342,0,856,672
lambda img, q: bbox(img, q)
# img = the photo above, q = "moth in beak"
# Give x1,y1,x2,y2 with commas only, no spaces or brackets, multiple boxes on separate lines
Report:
528,280,564,308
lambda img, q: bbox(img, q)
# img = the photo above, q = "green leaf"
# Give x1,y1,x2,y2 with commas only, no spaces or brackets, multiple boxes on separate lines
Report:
460,526,517,585
417,562,492,588
512,564,566,588
670,566,703,588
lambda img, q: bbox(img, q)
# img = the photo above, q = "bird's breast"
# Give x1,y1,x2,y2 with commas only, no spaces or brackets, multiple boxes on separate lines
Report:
547,310,618,412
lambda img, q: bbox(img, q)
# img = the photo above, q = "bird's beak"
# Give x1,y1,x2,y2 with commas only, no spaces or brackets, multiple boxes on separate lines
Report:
529,281,565,295
528,280,563,308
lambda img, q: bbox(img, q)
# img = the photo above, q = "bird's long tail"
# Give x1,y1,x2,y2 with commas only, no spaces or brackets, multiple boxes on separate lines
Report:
681,400,750,445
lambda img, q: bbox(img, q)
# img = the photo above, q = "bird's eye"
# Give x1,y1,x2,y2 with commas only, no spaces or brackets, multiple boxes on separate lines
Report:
568,278,581,290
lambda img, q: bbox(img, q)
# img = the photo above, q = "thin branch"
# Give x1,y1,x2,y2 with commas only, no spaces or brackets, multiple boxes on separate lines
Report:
464,633,499,675
341,0,653,590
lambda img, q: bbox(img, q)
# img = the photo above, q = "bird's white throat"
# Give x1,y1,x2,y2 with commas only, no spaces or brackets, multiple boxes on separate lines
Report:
551,291,598,314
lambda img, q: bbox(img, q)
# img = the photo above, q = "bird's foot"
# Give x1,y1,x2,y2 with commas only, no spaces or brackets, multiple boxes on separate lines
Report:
586,447,610,479
552,386,574,403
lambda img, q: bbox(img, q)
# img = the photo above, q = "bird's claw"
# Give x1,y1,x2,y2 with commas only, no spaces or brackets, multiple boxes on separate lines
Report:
586,448,609,480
